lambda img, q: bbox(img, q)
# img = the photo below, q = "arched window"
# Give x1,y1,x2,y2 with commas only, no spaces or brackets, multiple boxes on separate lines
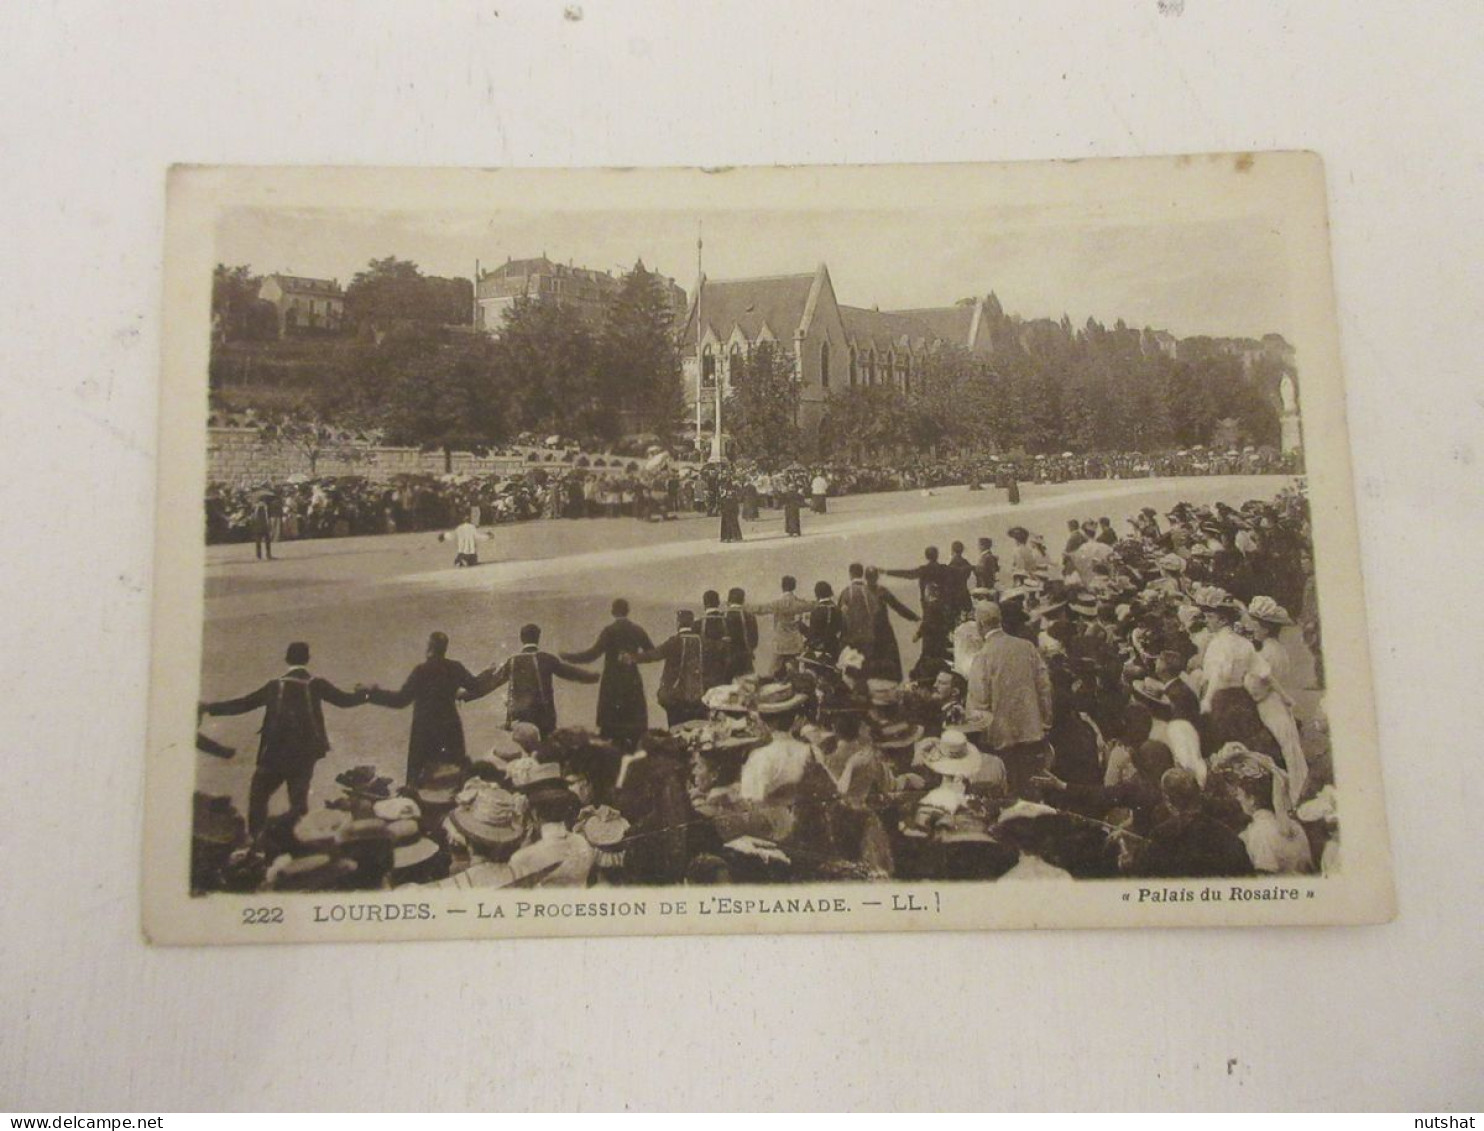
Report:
701,344,716,388
730,344,745,384
820,340,830,389
866,350,876,385
848,345,858,387
887,349,897,390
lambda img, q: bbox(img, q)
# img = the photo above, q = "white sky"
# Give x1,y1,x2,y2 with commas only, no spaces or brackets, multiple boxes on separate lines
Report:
217,206,1292,343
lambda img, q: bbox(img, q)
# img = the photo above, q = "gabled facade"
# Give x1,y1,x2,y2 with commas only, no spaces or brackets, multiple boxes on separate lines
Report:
258,274,345,338
676,264,985,438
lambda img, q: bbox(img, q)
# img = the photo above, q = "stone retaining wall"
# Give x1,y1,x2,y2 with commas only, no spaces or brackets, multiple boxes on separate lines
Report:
206,428,634,484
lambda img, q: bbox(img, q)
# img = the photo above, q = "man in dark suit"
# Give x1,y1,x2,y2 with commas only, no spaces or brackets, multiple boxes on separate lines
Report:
974,536,1001,592
944,541,975,619
363,631,481,787
806,580,844,659
723,587,760,680
627,610,708,726
199,641,367,839
466,623,599,738
560,598,655,749
836,562,880,664
698,590,731,689
884,546,956,608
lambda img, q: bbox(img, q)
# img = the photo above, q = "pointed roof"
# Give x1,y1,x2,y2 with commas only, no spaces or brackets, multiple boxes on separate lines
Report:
887,301,985,350
264,274,342,298
678,271,819,344
839,305,936,353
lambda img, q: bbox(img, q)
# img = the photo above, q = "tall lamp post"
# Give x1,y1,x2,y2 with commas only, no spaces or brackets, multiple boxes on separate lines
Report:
696,225,724,462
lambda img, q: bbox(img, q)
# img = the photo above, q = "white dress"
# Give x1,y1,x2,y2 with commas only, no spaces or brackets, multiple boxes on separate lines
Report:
1252,636,1309,806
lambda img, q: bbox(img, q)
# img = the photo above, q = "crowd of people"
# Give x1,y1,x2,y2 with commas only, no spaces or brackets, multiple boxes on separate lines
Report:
206,445,1300,550
192,483,1338,894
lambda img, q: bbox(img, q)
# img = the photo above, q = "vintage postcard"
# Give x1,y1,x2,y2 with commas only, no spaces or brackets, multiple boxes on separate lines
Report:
145,156,1394,943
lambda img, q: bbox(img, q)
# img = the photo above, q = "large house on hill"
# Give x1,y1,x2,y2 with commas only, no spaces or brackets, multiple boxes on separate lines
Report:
675,262,992,437
258,274,345,338
475,255,687,333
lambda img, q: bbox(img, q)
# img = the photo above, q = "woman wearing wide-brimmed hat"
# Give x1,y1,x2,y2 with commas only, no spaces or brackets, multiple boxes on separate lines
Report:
1194,587,1283,763
1244,596,1309,805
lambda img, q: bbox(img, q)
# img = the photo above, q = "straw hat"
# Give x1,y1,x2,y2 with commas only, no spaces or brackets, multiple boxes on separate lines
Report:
450,784,526,854
755,682,808,715
872,719,924,750
392,837,442,872
372,797,421,823
922,730,984,779
1129,677,1173,709
1247,595,1294,625
1194,585,1238,612
293,807,351,851
1158,552,1186,573
702,683,754,714
272,853,357,892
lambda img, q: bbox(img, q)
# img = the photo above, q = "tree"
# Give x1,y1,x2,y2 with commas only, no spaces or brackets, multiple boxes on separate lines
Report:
344,257,474,331
723,342,801,464
819,384,913,462
211,264,276,343
493,298,609,442
378,333,508,468
599,261,685,435
256,414,368,477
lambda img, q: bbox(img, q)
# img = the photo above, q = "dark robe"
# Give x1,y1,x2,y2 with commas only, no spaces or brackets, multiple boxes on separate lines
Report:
864,582,918,682
783,491,802,536
1137,812,1255,878
203,667,360,776
632,629,706,723
719,492,743,542
699,609,731,689
366,655,481,785
614,753,698,885
806,599,844,658
723,606,760,679
469,645,599,737
560,618,655,745
974,549,1000,591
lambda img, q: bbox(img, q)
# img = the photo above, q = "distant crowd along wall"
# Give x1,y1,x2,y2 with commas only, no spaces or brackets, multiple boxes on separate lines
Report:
206,427,631,485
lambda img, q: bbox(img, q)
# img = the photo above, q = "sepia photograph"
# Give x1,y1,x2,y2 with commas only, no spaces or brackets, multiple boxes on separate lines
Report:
146,156,1393,942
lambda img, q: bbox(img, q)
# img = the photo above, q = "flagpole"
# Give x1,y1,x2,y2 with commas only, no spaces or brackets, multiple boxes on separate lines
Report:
695,223,704,454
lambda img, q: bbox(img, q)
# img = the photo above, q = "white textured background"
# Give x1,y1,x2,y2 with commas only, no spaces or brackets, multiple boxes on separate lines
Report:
1,0,1480,1112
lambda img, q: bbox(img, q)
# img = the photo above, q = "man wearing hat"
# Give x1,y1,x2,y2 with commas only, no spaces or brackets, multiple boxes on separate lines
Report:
559,598,656,749
738,683,813,802
466,623,599,739
625,610,707,727
508,782,596,887
363,631,482,788
200,641,369,840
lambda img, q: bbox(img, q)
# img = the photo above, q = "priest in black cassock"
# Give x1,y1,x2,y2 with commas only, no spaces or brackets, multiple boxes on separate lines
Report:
560,599,656,750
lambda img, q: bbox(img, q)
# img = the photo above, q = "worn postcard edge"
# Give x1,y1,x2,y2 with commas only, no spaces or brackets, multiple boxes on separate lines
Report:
142,156,1396,944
